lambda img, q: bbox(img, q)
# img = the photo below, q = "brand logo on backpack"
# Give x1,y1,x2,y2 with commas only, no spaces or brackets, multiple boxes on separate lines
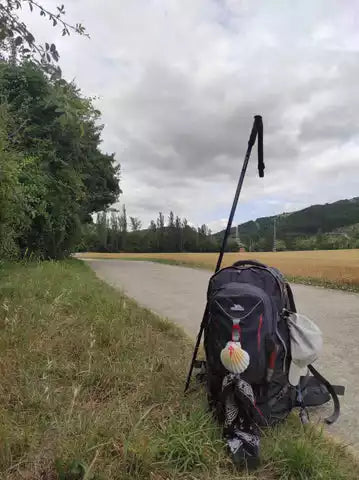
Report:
231,304,245,312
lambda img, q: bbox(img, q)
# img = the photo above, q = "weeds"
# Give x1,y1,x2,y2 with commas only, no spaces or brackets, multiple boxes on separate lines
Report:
0,260,358,479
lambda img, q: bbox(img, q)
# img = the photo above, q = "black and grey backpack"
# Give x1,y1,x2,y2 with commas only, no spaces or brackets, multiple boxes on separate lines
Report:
194,260,344,466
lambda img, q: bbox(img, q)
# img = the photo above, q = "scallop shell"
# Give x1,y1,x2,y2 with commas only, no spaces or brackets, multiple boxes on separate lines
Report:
220,341,250,374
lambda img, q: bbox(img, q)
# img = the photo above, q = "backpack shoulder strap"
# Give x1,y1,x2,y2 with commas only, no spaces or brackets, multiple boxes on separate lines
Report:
267,266,290,310
307,364,343,424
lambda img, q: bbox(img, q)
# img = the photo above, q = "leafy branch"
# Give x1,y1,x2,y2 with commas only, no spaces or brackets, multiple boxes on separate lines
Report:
0,0,88,76
27,1,88,37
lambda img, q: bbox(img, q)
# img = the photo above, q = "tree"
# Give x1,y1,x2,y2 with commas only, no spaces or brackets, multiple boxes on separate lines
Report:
130,216,142,232
175,215,182,251
225,238,239,252
108,210,120,252
119,205,127,232
0,0,121,260
182,218,195,251
96,212,108,252
0,62,120,259
294,236,317,251
167,211,176,251
114,204,126,251
275,239,287,251
147,219,158,251
156,212,165,251
168,211,175,228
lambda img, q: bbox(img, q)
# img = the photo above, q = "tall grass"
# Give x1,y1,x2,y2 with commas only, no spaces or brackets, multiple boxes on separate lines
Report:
0,260,358,479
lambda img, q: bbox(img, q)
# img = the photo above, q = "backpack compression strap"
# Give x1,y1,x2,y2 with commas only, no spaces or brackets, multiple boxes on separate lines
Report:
308,364,342,424
285,283,297,313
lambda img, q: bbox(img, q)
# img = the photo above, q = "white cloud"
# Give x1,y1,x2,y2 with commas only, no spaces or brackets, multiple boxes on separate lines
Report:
21,0,359,231
207,218,228,233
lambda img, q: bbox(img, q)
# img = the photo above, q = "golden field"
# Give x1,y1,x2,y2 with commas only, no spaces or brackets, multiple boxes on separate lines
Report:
78,249,359,288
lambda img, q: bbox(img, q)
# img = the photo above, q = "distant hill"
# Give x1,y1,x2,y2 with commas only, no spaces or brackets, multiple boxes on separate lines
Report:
215,197,359,251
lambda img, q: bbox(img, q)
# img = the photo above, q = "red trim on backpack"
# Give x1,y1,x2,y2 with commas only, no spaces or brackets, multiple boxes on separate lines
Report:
253,399,264,417
255,404,264,417
269,349,276,369
257,314,263,352
232,324,241,342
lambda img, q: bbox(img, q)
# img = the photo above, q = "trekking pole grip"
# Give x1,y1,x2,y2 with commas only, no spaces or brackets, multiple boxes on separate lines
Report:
248,118,258,147
254,115,264,177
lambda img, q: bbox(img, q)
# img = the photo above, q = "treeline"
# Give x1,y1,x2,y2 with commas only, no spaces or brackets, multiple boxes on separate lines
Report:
286,231,359,251
0,62,119,260
79,205,359,255
244,232,359,252
80,208,238,253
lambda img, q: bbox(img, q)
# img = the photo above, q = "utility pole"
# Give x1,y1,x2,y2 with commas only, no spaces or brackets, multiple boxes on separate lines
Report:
273,217,277,252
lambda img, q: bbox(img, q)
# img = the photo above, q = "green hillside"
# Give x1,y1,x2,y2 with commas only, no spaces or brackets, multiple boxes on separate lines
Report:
218,197,359,251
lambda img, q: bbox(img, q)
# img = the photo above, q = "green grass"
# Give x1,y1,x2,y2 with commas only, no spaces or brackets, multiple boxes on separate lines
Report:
119,257,359,293
0,260,358,479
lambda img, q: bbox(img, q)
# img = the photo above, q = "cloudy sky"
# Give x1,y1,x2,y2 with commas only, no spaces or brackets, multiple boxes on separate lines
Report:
24,0,359,231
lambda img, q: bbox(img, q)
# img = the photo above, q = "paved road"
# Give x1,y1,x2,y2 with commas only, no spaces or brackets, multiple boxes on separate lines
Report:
85,259,359,449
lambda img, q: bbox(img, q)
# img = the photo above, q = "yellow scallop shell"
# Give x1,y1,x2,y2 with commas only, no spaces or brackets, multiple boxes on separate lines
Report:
220,341,250,374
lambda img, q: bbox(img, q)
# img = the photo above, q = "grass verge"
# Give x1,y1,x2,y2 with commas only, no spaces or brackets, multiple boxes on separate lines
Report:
0,260,358,479
116,256,359,293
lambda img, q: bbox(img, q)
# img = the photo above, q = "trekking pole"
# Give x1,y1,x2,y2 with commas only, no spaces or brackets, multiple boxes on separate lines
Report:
184,115,264,392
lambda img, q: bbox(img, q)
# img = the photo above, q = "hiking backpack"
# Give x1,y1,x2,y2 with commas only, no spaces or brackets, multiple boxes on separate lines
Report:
201,259,344,427
183,118,345,467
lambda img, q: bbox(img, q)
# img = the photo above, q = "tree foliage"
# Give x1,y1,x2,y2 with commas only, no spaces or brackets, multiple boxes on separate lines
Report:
0,105,24,257
130,216,142,232
0,62,120,259
80,208,238,254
